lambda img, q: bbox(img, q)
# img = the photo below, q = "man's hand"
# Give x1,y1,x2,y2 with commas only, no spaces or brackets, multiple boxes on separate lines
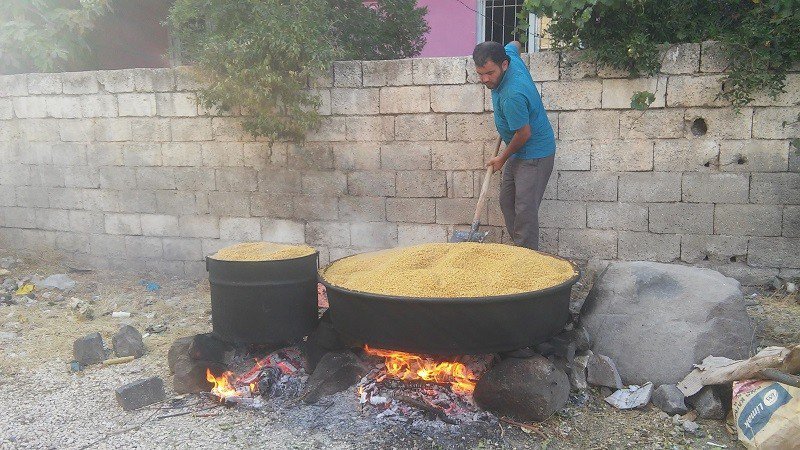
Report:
486,156,505,173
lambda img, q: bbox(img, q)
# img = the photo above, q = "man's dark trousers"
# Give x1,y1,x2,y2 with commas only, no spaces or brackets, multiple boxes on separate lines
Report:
499,154,555,250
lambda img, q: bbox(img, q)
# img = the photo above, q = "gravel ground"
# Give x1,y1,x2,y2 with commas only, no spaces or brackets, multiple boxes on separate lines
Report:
1,247,795,449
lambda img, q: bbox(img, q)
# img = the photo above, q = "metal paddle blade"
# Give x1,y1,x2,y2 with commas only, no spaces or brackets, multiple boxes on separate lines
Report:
449,229,489,243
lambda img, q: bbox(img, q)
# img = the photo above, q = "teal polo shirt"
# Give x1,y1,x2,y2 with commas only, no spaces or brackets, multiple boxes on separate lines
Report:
491,43,556,160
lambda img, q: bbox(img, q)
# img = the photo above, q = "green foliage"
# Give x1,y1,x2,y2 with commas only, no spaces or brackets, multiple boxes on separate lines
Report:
0,0,112,74
630,91,655,110
522,0,800,107
169,0,428,141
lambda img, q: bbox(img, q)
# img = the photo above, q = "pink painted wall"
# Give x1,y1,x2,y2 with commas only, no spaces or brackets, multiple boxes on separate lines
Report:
417,0,478,57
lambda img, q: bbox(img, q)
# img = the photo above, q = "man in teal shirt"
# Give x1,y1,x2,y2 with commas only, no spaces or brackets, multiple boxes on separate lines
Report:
473,40,556,251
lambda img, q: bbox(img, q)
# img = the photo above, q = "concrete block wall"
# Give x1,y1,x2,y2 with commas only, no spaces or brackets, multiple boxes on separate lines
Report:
0,43,798,282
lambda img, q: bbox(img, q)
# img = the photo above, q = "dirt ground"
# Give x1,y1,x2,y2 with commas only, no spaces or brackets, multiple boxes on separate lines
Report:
0,247,797,450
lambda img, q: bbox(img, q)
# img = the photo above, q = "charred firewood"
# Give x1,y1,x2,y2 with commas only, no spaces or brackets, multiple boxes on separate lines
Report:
393,392,458,425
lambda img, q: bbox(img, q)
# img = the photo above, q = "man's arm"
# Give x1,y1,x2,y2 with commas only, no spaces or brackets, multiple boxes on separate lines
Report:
487,124,531,172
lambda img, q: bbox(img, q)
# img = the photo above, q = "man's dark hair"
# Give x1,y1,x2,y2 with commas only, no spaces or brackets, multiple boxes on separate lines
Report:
473,41,509,67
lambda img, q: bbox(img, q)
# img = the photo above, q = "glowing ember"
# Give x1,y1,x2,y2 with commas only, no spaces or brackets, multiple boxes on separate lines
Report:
206,369,243,401
364,345,477,394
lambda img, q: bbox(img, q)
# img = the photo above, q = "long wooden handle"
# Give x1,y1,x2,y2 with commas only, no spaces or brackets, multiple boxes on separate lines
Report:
472,137,503,225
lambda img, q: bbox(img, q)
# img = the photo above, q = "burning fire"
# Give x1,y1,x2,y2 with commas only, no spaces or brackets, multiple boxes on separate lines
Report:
364,345,477,394
206,369,243,401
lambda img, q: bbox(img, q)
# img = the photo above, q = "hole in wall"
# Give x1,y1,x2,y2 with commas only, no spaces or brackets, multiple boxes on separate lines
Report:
691,118,708,136
737,156,747,165
703,161,711,167
730,256,737,263
703,255,709,261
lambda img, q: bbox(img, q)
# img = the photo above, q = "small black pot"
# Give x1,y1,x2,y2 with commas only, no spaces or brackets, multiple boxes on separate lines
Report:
207,252,319,344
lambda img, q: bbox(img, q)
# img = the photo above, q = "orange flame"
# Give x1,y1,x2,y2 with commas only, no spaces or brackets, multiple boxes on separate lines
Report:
206,369,241,400
364,345,477,394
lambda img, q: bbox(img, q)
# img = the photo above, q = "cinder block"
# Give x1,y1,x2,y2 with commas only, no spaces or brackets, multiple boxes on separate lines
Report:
784,206,800,237
211,117,249,142
242,142,271,169
653,140,718,171
292,195,338,221
55,231,90,253
63,166,100,189
15,186,49,208
554,140,591,171
201,142,244,167
347,171,395,197
445,113,496,141
27,73,62,94
345,116,393,142
117,93,156,116
396,171,446,197
587,202,648,231
0,98,12,120
306,117,347,142
143,68,176,92
205,192,249,216
682,173,749,203
750,74,800,107
332,143,381,171
215,167,258,192
435,198,481,225
380,86,430,114
685,108,752,140
395,114,446,141
122,143,162,167
124,235,163,259
700,41,729,73
93,118,132,141
115,377,166,411
179,215,219,238
590,141,653,171
430,85,484,113
45,96,81,118
260,218,304,244
412,58,466,85
162,237,202,261
719,140,789,173
430,142,483,170
386,198,435,223
135,117,172,142
448,171,474,198
330,88,379,115
134,167,174,190
83,189,121,212
306,221,350,247
559,50,596,79
12,97,48,118
301,171,346,196
620,109,685,139
557,171,617,201
19,119,60,141
173,167,216,191
397,224,449,245
748,237,800,268
80,95,118,118
60,72,99,95
649,203,713,234
59,120,94,142
174,66,206,91
618,231,680,262
618,172,681,202
251,194,291,218
34,208,70,231
105,213,142,235
338,196,385,222
363,59,413,86
558,229,617,259
528,51,560,82
666,75,727,107
333,61,362,87
351,222,397,248
97,70,135,93
0,74,28,96
171,118,213,141
602,77,667,109
539,200,586,229
162,142,202,167
680,234,748,264
541,80,602,110
659,43,700,74
752,107,800,139
219,217,261,241
750,173,800,204
47,187,84,209
155,92,198,117
714,204,782,236
381,142,431,170
310,89,331,116
559,111,620,140
258,169,302,194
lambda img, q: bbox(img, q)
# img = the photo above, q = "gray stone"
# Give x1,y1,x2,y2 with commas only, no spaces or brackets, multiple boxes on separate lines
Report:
167,336,193,374
40,274,76,291
301,351,368,404
580,261,753,385
682,420,700,434
652,384,689,415
73,332,106,366
188,333,234,365
115,377,166,411
689,385,729,420
473,355,570,422
112,325,145,358
587,354,623,389
173,356,227,394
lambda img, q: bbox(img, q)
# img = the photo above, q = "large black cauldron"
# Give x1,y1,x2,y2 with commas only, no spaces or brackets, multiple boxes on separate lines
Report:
320,254,579,355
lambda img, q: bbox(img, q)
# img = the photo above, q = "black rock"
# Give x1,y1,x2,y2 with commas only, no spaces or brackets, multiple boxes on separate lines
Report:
115,377,166,411
300,351,368,404
689,385,729,420
73,332,106,366
172,355,227,394
188,333,234,365
112,325,145,358
652,384,688,415
473,355,570,422
167,336,193,374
